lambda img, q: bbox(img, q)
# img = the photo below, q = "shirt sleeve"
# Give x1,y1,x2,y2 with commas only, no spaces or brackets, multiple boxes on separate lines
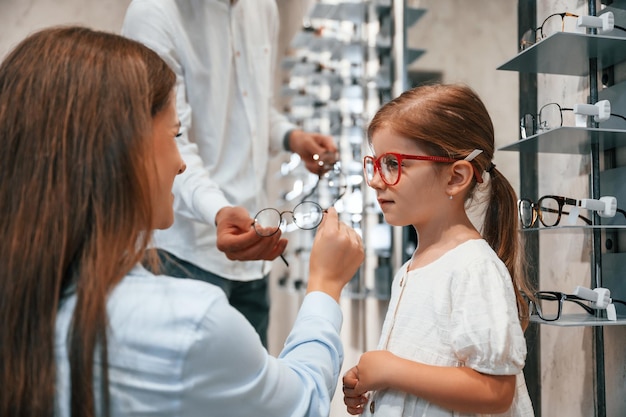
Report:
180,291,344,417
121,0,231,225
449,258,527,375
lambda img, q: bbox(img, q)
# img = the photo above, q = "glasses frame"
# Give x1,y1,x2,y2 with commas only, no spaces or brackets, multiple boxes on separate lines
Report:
363,152,466,187
520,12,579,51
518,195,591,228
253,201,325,238
519,194,626,228
529,291,593,321
529,291,626,321
520,103,626,139
253,201,327,267
520,103,573,139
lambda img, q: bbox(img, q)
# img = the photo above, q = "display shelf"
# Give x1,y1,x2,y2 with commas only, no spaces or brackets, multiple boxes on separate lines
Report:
406,7,427,27
497,32,626,76
520,225,626,232
498,127,626,154
530,313,626,327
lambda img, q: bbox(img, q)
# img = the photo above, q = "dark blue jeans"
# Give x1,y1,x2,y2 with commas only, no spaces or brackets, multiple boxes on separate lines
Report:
151,249,269,347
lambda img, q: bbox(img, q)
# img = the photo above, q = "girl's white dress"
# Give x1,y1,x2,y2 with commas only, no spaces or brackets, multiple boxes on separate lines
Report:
367,239,534,417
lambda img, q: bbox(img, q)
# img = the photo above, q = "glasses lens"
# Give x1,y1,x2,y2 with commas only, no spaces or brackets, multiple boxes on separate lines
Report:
540,14,566,39
293,201,324,230
535,292,561,321
538,103,562,132
380,154,400,185
538,197,560,227
520,28,537,51
254,208,282,236
520,114,536,139
518,200,535,228
364,157,375,185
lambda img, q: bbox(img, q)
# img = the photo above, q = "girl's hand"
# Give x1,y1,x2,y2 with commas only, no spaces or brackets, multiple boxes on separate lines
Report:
343,366,368,415
353,350,399,392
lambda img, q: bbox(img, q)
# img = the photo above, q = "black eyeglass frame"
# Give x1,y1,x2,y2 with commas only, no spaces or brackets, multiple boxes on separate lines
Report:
518,195,626,229
529,291,593,322
518,195,590,228
529,290,626,321
520,103,626,139
520,12,579,51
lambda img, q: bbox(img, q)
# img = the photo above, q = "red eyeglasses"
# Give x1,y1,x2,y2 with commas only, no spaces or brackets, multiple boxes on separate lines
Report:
363,151,483,186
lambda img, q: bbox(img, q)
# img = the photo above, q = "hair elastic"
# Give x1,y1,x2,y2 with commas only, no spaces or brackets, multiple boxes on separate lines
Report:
486,163,496,173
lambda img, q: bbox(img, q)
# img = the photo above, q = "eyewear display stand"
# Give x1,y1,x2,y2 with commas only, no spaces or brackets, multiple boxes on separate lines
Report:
278,0,426,301
501,2,626,416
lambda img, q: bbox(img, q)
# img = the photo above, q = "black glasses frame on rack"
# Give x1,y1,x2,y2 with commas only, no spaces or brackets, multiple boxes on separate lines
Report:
529,291,594,321
518,195,590,228
520,12,579,51
520,102,626,139
529,291,626,321
518,195,626,228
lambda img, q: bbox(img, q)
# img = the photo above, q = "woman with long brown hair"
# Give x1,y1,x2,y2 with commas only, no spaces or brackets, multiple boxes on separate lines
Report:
0,26,363,417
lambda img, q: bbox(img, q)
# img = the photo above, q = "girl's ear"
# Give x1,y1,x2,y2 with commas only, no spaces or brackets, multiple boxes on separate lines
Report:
446,160,475,198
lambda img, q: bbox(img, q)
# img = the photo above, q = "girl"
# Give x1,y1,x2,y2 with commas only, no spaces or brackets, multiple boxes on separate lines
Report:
343,84,534,417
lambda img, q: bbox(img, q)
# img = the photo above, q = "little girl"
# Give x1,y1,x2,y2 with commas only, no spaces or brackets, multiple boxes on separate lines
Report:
343,84,535,416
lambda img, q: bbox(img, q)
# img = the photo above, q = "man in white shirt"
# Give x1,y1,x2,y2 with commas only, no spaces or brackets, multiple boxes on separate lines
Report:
122,0,337,346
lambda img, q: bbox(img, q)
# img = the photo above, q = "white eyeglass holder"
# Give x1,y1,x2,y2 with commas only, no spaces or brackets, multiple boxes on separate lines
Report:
576,12,615,33
573,100,611,126
566,195,617,225
573,286,617,321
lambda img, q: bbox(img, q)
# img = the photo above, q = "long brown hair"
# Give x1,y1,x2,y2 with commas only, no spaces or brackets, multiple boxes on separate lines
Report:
368,83,533,328
0,26,175,417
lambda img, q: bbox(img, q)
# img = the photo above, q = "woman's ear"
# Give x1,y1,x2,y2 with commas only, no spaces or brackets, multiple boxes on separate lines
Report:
446,161,474,198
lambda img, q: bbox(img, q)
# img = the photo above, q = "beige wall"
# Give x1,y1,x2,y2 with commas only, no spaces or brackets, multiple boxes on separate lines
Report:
0,0,131,59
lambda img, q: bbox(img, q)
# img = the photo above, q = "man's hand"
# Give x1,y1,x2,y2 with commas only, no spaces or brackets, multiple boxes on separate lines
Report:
288,130,338,175
215,206,287,261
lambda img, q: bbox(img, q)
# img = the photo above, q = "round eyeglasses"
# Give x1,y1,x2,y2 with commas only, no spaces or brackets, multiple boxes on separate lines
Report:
253,201,325,237
520,12,579,52
518,195,591,228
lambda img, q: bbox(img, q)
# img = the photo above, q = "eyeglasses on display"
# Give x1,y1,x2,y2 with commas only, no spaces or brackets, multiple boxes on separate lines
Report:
529,290,626,322
520,102,626,139
363,149,483,187
518,195,626,228
520,12,579,51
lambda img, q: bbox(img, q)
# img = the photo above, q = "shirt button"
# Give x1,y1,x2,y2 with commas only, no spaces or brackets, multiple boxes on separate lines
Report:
369,400,375,413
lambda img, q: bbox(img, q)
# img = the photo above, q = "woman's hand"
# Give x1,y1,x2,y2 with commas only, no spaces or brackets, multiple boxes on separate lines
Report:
306,207,363,301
